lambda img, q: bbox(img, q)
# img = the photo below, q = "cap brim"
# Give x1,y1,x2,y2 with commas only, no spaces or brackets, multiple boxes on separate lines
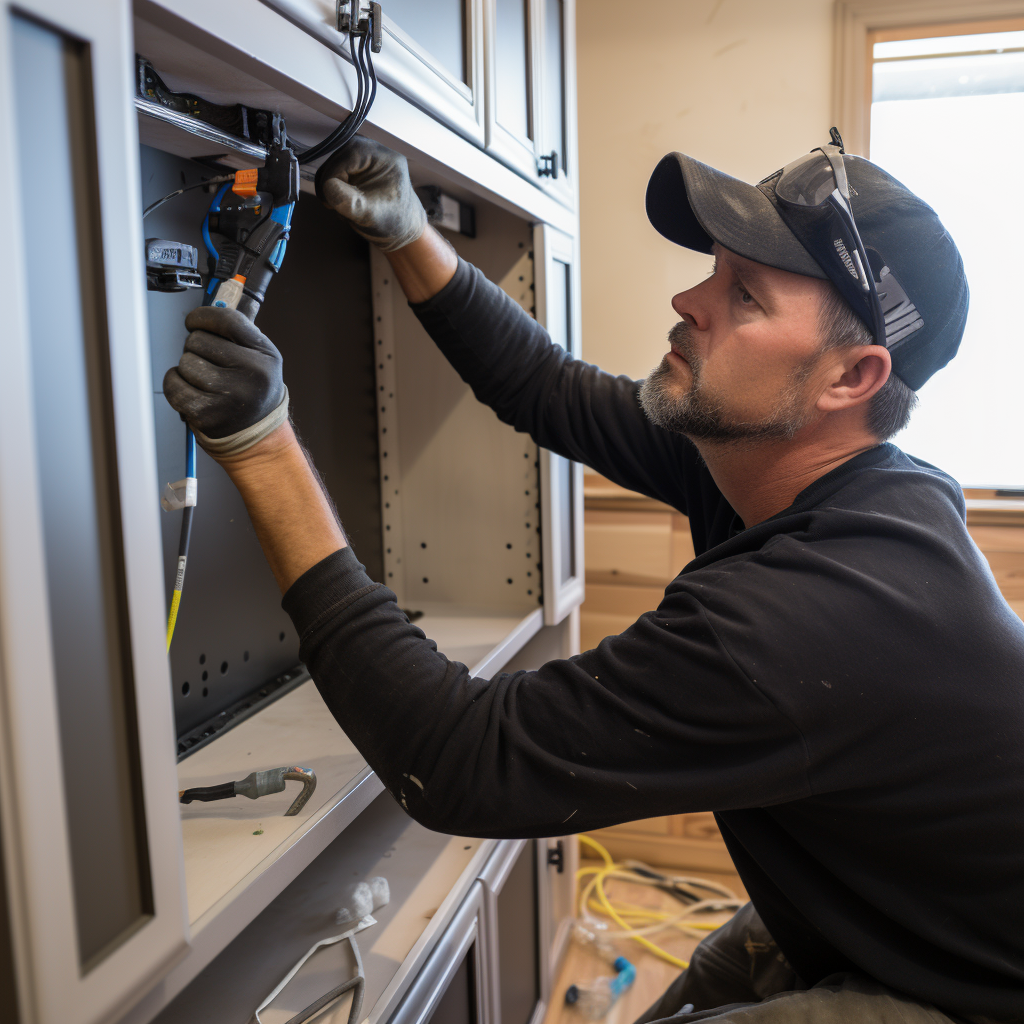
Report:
646,153,826,280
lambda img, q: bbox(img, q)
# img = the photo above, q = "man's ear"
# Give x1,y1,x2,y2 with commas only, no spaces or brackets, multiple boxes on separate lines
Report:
816,345,891,413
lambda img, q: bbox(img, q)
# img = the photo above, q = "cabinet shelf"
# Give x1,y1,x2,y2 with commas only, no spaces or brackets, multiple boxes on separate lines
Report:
140,603,544,1023
415,603,543,677
155,792,494,1024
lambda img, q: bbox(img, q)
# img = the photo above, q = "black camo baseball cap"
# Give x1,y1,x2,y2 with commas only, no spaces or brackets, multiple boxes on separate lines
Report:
645,148,969,390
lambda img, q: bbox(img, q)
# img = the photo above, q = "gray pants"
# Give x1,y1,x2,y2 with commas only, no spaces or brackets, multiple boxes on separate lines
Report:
634,903,972,1023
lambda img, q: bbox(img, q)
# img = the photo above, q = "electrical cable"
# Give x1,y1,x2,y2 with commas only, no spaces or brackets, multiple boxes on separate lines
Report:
201,181,232,267
296,11,378,166
143,175,234,219
165,428,197,651
576,834,744,970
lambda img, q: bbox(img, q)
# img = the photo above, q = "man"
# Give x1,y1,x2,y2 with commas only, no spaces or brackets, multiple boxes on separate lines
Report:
164,134,1024,1024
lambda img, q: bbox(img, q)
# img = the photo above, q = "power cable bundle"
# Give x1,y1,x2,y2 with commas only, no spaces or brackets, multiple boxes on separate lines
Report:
297,6,378,166
576,834,744,970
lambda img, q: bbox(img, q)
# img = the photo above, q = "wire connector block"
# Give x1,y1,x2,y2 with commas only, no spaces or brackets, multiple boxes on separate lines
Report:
336,0,382,52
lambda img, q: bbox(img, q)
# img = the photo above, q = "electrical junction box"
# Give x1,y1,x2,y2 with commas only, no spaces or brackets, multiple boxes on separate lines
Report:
415,186,476,238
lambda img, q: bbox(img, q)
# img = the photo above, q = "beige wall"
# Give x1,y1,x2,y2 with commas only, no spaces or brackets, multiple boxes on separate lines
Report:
575,0,836,380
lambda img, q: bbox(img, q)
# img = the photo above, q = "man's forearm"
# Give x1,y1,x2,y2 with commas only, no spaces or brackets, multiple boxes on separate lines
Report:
217,422,347,592
385,225,458,303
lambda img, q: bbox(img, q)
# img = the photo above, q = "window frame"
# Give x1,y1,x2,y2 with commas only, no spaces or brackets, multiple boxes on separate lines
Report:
833,0,1024,156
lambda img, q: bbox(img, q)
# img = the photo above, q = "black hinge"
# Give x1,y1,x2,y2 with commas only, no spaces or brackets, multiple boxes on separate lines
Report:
538,151,559,179
547,839,565,873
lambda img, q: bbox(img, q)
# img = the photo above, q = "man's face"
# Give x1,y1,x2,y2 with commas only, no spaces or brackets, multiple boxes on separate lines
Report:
639,244,833,443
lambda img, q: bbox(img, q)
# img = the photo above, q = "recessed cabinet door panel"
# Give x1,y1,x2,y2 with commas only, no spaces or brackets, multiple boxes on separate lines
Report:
386,0,468,85
485,0,539,178
373,0,486,144
534,225,585,625
0,0,186,1021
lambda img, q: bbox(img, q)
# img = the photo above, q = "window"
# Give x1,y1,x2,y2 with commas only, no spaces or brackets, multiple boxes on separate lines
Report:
866,19,1024,487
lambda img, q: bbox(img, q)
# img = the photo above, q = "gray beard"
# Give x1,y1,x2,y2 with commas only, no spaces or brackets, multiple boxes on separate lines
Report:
638,321,815,444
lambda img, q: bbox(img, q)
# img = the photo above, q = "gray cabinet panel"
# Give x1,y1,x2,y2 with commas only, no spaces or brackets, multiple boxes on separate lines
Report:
386,0,467,84
495,0,531,140
13,12,152,967
495,846,540,1024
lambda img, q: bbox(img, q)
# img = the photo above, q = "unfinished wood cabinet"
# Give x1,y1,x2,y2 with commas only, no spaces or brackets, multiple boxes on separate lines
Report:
967,523,1024,621
583,814,735,874
579,480,1024,873
580,472,694,650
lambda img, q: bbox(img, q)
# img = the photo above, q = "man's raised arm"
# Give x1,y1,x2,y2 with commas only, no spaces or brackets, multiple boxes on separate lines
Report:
315,137,700,512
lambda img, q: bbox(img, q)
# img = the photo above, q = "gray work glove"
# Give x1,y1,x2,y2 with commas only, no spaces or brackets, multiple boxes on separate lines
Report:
315,136,427,252
163,307,289,457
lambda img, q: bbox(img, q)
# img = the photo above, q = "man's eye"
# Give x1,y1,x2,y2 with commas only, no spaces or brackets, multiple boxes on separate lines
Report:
739,288,753,303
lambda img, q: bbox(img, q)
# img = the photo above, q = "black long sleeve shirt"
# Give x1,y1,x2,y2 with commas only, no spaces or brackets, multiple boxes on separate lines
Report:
282,258,1024,1022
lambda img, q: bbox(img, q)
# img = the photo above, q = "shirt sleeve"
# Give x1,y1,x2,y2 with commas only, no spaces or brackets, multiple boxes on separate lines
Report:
283,546,812,839
411,257,706,514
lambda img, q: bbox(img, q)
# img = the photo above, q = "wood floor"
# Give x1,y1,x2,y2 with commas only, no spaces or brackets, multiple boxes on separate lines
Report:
543,866,748,1024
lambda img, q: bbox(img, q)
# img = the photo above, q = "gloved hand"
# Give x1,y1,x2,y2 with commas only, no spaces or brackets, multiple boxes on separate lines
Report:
315,136,427,252
163,307,290,458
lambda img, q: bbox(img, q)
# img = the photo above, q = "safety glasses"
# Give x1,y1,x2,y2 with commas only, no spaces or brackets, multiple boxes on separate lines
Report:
773,128,887,347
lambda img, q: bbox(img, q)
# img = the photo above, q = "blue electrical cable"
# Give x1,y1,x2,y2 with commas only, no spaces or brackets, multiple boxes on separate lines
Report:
202,182,232,291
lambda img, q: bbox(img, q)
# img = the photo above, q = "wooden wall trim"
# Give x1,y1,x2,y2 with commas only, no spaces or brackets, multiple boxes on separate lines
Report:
832,0,1024,156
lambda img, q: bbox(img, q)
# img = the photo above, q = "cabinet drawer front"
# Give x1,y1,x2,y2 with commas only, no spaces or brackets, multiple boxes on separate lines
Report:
584,510,673,584
596,816,675,837
679,813,723,841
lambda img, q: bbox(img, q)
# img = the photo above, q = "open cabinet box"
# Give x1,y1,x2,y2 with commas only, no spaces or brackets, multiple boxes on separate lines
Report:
139,137,575,1017
0,0,582,1021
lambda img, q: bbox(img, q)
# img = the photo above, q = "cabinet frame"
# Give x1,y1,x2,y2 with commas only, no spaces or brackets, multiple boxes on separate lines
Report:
389,881,491,1024
534,223,585,626
0,0,188,1022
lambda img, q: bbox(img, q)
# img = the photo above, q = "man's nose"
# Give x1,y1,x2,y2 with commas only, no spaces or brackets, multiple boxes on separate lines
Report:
671,285,709,332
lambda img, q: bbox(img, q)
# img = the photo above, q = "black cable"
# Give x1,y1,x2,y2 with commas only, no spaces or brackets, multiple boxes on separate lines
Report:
298,30,364,164
143,175,234,219
298,31,367,163
297,14,377,165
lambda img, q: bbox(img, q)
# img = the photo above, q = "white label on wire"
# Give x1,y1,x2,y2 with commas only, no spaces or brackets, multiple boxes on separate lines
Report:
174,556,187,592
212,276,244,309
161,477,198,510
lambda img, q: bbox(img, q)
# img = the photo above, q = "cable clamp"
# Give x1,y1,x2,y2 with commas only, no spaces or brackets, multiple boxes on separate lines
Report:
161,476,198,511
336,0,382,51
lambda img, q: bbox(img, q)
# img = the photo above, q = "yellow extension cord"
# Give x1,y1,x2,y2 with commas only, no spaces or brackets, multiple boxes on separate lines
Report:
576,833,742,970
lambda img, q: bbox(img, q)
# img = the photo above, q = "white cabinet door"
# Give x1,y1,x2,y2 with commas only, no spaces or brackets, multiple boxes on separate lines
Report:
0,1,187,1021
534,224,585,626
537,835,577,979
534,0,577,207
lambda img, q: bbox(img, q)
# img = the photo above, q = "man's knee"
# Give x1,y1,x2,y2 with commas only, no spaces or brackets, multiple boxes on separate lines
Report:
633,903,800,1024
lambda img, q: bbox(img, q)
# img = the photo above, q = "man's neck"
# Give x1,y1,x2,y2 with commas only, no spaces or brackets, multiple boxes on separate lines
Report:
693,428,881,528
